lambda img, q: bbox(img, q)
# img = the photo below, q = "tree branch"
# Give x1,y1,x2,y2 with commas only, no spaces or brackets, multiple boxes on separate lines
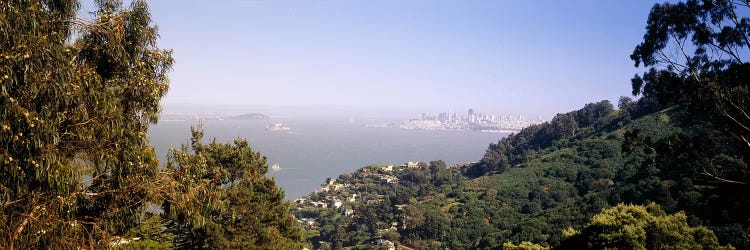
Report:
726,98,750,122
11,205,41,246
728,8,750,61
707,41,743,63
671,33,701,81
732,0,750,9
657,50,688,72
741,134,750,150
719,106,750,133
0,199,24,209
702,164,747,185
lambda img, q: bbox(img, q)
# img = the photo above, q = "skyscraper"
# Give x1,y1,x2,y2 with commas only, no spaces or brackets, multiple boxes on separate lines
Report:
438,112,448,123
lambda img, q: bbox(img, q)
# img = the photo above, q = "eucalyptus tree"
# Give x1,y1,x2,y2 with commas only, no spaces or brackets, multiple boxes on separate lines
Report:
1,0,172,248
631,0,750,169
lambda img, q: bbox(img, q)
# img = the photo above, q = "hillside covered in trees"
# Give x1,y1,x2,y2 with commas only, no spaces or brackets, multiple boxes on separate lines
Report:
291,97,744,249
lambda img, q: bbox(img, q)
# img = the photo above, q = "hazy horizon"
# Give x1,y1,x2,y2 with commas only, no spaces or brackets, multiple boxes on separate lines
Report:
159,102,550,121
80,1,656,120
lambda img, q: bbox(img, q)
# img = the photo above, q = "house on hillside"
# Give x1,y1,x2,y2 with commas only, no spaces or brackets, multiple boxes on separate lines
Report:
326,178,336,186
333,200,343,209
309,201,327,208
401,161,420,168
382,165,394,172
377,239,396,250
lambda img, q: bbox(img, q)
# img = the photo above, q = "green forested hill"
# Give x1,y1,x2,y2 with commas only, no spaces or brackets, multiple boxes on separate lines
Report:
292,97,747,249
292,1,750,247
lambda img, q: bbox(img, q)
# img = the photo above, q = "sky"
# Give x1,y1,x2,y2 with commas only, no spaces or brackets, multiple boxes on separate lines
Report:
85,1,660,119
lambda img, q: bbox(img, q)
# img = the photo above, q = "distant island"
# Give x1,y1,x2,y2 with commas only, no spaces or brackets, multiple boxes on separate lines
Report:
225,113,270,120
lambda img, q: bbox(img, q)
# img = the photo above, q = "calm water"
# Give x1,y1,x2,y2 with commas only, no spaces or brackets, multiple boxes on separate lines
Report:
148,116,506,199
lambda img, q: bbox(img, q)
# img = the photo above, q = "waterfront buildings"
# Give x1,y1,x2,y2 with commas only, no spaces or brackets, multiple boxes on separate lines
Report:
391,108,543,132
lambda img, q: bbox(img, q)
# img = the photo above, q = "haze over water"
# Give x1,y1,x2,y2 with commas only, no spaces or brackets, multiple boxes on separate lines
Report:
148,106,506,199
149,105,507,200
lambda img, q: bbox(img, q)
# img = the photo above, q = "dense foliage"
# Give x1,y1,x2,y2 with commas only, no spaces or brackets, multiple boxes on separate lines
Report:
559,203,730,250
630,0,750,181
162,126,304,249
1,0,171,248
0,1,303,248
466,100,615,177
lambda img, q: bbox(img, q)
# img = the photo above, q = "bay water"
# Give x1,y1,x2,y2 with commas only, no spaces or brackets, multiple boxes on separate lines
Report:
148,115,507,199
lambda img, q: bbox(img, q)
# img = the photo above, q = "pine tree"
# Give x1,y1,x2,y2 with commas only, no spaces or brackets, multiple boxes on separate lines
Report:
163,125,304,249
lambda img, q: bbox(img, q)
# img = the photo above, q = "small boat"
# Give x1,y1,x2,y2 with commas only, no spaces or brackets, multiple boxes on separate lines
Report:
271,163,281,171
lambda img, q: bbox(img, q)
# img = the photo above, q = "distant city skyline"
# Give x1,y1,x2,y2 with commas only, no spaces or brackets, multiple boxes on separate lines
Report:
418,108,542,122
391,107,542,132
81,1,658,119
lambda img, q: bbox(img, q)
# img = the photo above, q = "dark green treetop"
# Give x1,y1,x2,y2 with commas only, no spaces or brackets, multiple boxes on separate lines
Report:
163,125,305,249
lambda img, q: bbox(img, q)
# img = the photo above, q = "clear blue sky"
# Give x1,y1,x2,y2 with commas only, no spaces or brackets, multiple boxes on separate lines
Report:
88,1,660,118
